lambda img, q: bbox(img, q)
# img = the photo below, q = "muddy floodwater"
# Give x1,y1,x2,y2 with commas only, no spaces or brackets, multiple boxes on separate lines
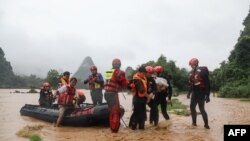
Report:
0,89,249,141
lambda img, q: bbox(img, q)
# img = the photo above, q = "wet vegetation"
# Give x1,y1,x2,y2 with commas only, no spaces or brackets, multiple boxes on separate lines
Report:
16,125,43,140
157,98,190,116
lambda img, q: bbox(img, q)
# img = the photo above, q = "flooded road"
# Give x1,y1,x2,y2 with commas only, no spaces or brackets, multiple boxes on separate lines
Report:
0,89,249,141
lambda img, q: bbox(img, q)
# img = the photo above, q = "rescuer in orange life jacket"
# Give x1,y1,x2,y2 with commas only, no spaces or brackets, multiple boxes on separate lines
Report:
129,66,148,130
84,65,104,105
55,77,77,127
39,82,54,107
187,58,210,129
104,58,128,133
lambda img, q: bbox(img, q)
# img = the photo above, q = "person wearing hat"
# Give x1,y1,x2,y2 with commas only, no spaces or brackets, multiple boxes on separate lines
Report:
188,58,210,129
39,82,53,107
154,66,172,120
129,66,148,130
104,58,128,133
145,66,158,126
84,65,104,105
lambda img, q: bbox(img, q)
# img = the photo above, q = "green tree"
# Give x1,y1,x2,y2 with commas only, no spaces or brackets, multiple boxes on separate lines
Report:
215,8,250,98
132,54,189,92
240,8,250,38
46,69,60,89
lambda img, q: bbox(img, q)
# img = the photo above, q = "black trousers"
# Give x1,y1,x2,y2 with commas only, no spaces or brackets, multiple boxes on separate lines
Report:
190,88,208,126
148,99,159,125
129,97,146,130
155,95,169,120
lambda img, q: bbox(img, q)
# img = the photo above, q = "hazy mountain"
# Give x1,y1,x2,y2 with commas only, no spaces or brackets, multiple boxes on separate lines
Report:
0,47,15,87
73,56,94,81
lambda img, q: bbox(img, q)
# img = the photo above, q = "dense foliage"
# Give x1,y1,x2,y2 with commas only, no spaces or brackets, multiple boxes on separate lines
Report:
213,9,250,98
0,47,44,88
0,47,15,87
128,54,189,93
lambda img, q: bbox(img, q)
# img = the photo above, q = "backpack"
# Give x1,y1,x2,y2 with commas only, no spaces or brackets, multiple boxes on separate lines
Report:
198,66,210,87
198,66,209,78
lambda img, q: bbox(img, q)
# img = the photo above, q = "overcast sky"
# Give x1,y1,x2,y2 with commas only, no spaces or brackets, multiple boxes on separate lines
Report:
1,0,250,77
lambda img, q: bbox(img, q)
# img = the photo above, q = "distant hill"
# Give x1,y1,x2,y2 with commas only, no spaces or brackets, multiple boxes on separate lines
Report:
0,47,15,87
73,56,94,81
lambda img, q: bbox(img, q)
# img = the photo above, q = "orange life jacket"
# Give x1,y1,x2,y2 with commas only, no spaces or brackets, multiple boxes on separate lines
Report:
131,73,147,97
60,78,69,86
58,86,76,105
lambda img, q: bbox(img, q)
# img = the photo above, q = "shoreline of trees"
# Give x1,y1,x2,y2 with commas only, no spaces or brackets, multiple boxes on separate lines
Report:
1,8,250,98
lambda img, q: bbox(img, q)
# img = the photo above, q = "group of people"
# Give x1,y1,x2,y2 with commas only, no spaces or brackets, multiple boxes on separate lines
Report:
128,65,172,130
38,57,211,132
39,71,86,127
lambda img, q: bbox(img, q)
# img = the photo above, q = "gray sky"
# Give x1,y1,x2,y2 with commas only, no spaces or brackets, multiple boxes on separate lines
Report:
1,0,250,77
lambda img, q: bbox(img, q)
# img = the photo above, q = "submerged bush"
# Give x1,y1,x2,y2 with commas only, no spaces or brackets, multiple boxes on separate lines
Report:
16,125,43,138
27,88,38,93
29,134,42,141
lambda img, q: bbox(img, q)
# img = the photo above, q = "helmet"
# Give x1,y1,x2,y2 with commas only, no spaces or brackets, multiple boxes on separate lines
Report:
77,90,85,96
76,90,86,104
145,66,154,74
189,58,199,66
112,58,121,69
154,66,163,74
43,82,50,87
90,65,97,71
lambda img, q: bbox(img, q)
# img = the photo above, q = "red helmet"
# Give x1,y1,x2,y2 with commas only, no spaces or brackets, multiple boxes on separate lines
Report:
43,82,50,87
90,65,97,71
154,66,163,74
112,58,121,68
189,58,199,66
145,66,154,74
77,90,85,96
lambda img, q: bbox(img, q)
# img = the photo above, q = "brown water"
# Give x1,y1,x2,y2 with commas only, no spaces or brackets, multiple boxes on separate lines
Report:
0,89,250,141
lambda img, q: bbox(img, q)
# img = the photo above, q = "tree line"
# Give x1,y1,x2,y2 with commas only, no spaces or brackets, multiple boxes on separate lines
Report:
1,8,250,98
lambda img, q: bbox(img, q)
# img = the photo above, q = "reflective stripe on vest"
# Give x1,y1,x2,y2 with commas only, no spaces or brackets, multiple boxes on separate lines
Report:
104,69,120,93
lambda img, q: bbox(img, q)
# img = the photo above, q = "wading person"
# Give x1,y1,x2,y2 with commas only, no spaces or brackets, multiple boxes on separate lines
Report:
145,66,158,126
104,58,128,133
187,58,210,129
129,66,148,130
154,65,172,120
